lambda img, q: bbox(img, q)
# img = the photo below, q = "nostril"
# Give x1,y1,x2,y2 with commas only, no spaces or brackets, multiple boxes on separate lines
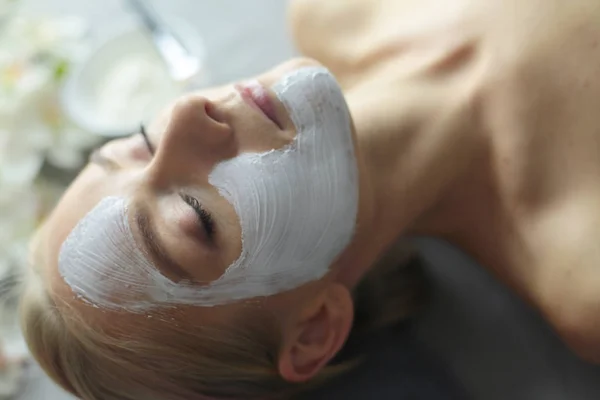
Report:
204,101,212,117
204,100,224,123
200,99,233,142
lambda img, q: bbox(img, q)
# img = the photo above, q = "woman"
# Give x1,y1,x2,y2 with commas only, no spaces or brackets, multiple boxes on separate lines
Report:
24,57,434,399
20,0,600,399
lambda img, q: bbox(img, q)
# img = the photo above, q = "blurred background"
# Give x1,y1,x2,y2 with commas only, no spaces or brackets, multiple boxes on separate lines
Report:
0,1,599,399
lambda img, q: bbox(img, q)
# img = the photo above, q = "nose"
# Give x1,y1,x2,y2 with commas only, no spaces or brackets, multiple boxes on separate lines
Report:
146,95,235,189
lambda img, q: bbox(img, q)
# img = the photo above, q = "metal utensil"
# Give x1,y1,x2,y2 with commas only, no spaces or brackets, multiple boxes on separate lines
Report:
124,0,201,83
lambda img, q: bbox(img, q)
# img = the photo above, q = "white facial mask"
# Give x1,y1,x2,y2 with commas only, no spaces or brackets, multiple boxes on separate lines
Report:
59,67,359,310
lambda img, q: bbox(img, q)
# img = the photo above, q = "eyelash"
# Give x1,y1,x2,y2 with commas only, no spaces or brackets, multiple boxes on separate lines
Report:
140,124,155,155
139,124,216,241
181,193,216,239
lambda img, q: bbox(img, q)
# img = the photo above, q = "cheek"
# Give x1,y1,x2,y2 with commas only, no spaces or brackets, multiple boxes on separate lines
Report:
210,191,244,268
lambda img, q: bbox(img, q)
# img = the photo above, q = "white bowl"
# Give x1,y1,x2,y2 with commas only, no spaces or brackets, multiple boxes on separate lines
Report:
62,16,206,137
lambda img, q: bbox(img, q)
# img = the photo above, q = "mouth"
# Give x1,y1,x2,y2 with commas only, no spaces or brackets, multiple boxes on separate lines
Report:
235,81,283,129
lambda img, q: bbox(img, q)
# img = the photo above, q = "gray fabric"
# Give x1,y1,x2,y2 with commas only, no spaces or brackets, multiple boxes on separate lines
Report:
302,325,467,400
414,238,600,400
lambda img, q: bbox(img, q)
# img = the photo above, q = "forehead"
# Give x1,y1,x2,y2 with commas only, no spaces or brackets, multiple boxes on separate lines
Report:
39,163,139,301
37,199,238,328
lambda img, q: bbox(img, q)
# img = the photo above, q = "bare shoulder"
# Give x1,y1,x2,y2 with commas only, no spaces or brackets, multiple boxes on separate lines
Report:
288,0,600,362
487,14,600,358
513,194,600,364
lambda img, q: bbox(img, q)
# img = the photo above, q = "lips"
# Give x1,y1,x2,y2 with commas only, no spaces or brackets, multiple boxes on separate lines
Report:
236,81,282,129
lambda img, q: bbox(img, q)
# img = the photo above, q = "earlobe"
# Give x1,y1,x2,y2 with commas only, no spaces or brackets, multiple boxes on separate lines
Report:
278,284,354,383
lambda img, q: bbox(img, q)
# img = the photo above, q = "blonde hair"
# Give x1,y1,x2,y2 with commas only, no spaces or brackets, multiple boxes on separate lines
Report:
20,241,427,400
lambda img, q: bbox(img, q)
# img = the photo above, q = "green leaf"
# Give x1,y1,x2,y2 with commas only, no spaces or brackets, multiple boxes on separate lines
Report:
53,59,69,82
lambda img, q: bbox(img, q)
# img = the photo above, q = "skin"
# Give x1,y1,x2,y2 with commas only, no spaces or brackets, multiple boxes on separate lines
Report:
291,0,600,363
36,58,378,381
35,0,600,387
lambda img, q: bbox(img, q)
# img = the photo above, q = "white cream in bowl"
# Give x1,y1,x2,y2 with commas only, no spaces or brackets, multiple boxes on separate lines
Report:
62,19,206,137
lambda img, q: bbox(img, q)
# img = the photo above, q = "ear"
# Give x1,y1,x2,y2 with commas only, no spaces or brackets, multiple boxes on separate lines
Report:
278,283,354,383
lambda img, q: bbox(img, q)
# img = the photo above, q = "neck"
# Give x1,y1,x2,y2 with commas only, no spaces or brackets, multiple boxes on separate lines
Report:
335,72,486,288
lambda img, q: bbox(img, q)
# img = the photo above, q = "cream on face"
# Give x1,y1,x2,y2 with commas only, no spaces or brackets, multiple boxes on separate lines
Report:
59,67,359,310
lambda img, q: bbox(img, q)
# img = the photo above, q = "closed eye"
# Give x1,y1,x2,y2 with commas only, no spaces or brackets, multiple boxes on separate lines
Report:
180,193,216,241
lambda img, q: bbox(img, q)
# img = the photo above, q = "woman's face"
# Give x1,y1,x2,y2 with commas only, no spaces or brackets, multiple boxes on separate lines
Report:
36,58,367,325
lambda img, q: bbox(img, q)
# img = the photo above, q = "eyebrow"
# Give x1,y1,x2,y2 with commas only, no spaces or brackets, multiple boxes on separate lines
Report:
134,203,196,282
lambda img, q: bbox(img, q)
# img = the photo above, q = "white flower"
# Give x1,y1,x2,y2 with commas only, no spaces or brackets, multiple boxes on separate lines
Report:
0,185,38,268
0,63,53,187
0,13,97,277
0,14,99,186
0,12,100,385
